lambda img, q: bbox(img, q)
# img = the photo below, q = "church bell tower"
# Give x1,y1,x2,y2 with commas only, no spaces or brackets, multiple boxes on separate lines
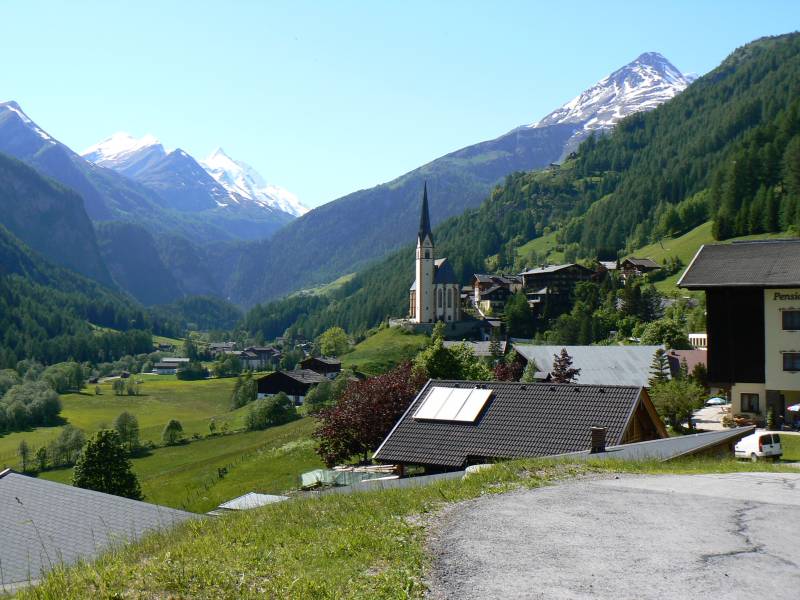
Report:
414,183,435,323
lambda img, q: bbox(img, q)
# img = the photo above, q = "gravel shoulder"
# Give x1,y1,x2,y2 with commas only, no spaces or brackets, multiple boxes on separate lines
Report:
426,472,800,600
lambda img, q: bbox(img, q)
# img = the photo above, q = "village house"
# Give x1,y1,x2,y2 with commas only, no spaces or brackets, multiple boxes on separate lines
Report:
619,257,661,280
409,184,461,324
679,239,800,426
373,380,667,471
256,369,328,405
241,346,281,370
299,356,342,379
154,361,179,375
472,274,523,312
512,344,664,387
209,341,237,357
518,263,595,313
688,332,708,349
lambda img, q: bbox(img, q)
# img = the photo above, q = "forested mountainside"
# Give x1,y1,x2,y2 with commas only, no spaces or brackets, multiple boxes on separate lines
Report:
242,33,800,340
0,224,177,367
0,152,112,286
229,53,691,307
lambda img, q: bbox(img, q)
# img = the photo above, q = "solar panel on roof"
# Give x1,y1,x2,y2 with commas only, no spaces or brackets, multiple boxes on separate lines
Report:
414,386,492,422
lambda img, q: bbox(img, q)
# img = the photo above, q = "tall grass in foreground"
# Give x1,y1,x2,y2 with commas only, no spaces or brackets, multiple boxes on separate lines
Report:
17,458,798,599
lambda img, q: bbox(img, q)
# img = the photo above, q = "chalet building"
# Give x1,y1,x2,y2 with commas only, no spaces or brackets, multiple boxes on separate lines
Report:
519,264,595,312
242,346,281,370
373,380,667,471
679,240,800,423
472,274,523,302
512,344,664,387
619,257,660,280
209,342,237,356
256,369,328,405
409,184,461,323
154,362,178,375
299,356,342,379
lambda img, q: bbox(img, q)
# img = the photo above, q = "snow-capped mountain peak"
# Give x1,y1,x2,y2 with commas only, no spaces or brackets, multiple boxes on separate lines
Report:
0,100,56,144
201,148,308,217
529,52,692,132
81,132,165,169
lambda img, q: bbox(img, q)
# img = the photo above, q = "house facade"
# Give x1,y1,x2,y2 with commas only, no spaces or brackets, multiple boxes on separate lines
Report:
619,257,660,280
679,240,800,424
409,184,461,324
299,356,342,379
256,369,328,405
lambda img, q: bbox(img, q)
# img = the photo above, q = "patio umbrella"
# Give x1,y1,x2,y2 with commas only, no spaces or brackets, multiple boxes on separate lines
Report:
787,404,800,412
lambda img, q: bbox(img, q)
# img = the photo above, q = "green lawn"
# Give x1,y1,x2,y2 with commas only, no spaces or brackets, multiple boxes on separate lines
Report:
516,229,564,265
780,433,800,461
340,327,430,375
21,456,800,600
39,417,322,513
0,376,243,467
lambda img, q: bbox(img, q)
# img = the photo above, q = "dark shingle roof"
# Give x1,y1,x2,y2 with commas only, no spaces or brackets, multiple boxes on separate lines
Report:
678,240,800,288
433,258,459,285
283,369,329,384
0,469,194,587
443,340,507,357
374,380,647,468
623,257,660,269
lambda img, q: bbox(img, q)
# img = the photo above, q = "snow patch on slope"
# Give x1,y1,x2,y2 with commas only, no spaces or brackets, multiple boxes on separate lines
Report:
527,52,692,147
0,101,56,144
201,148,308,217
82,132,165,168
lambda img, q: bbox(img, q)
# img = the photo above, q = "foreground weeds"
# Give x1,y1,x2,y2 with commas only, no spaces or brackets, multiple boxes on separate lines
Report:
17,457,797,599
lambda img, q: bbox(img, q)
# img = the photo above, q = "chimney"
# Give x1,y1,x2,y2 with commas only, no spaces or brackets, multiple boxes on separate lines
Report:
590,426,606,454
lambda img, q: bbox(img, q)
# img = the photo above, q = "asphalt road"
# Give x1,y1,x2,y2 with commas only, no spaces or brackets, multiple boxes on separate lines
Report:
426,473,800,599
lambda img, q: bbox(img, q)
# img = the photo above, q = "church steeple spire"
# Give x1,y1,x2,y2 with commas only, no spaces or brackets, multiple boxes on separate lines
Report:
418,182,432,243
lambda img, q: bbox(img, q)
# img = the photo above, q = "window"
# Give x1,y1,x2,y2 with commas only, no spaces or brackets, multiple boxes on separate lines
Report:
424,250,430,259
437,289,443,307
740,393,759,413
783,352,800,371
783,310,800,330
447,288,453,308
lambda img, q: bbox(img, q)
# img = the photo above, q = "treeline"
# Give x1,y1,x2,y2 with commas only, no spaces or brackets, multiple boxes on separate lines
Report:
558,33,800,252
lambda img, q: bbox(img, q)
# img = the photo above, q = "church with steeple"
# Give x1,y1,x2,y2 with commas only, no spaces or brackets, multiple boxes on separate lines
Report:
409,184,461,323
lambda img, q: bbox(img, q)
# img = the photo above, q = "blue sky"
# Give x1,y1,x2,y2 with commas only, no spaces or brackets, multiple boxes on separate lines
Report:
0,1,797,207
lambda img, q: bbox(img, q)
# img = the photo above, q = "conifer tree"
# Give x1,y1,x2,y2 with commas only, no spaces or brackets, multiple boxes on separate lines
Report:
551,348,580,384
72,430,142,500
649,348,670,386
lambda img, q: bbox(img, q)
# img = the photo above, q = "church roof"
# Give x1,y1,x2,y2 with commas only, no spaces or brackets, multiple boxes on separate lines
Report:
418,182,433,243
433,258,459,285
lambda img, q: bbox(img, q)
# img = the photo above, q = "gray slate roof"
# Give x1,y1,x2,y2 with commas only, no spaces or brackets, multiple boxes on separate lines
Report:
519,263,580,275
374,380,647,468
217,492,289,511
622,257,660,269
559,427,755,462
512,345,664,387
282,369,329,384
443,340,507,357
0,469,194,587
678,239,800,288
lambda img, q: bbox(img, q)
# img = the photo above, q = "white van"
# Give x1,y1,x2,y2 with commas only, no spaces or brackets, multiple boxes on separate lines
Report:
734,431,782,461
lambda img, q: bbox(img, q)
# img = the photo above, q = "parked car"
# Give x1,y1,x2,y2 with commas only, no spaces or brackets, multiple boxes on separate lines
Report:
734,431,782,462
705,397,728,406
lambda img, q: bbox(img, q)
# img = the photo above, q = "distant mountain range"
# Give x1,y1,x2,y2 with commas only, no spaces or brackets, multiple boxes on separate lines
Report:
228,52,693,306
0,51,692,309
82,134,307,217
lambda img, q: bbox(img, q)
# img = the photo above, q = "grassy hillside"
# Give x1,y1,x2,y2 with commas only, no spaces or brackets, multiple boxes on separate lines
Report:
40,417,322,513
0,376,242,466
20,457,800,599
340,327,430,375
